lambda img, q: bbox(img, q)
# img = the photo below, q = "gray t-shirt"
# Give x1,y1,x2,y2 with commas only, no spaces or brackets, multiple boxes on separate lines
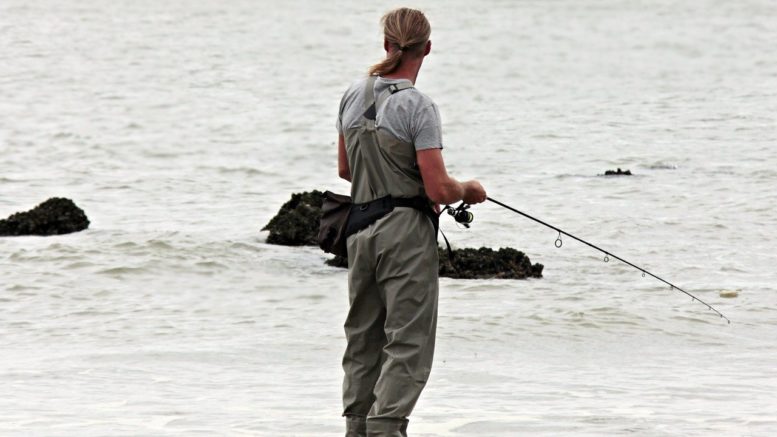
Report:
336,76,443,150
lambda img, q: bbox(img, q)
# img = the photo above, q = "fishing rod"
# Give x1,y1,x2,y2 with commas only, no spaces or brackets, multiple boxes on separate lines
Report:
448,197,730,324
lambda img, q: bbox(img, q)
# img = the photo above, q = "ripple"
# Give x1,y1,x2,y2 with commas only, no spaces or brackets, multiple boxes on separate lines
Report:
96,266,148,276
213,166,268,176
194,260,228,270
642,161,679,170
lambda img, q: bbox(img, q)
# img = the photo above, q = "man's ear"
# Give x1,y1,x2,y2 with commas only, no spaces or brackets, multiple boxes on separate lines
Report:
424,40,432,56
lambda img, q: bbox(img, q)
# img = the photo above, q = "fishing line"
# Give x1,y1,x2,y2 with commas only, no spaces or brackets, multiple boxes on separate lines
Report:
485,196,731,324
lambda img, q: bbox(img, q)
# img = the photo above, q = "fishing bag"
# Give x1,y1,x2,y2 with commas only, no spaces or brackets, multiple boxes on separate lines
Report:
318,191,352,257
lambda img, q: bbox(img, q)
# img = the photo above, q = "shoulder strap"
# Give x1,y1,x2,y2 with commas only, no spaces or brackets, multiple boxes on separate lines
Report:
363,79,413,121
363,76,377,110
362,76,378,120
375,81,413,113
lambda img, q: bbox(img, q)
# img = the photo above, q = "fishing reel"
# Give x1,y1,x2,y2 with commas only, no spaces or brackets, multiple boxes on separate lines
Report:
447,202,474,228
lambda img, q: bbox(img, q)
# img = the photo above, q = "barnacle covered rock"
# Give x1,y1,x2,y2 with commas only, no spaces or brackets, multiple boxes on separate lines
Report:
327,248,543,279
0,198,90,236
262,190,323,246
438,247,543,279
603,168,632,176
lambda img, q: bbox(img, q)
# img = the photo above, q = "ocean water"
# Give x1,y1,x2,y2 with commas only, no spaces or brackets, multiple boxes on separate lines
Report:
1,0,776,435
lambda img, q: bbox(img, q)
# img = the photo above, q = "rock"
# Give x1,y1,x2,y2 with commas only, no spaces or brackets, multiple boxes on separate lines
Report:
325,247,543,280
262,190,324,246
0,197,90,236
603,168,632,176
326,255,348,268
438,247,543,279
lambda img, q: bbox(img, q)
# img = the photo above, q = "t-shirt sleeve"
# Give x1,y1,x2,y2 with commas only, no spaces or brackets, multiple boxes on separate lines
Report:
411,102,443,151
336,93,346,134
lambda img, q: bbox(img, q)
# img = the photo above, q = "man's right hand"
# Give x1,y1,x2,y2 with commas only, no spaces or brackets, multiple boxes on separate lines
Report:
462,180,487,204
417,148,487,205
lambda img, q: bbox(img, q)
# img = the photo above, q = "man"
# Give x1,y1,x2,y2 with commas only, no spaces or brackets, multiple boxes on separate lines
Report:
336,7,487,437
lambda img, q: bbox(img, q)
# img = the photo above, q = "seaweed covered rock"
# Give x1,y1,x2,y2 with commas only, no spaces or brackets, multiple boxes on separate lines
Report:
0,197,90,236
326,255,348,268
262,190,324,246
603,168,632,176
439,247,543,279
325,247,543,280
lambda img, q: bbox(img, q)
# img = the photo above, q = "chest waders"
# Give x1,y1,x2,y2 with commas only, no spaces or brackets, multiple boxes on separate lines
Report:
342,76,439,437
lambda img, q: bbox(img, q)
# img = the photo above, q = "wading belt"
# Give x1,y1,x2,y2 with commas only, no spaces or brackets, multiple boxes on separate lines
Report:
344,195,455,264
344,195,438,239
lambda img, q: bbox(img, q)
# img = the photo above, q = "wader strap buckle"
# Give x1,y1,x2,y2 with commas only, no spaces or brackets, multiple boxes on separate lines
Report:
388,82,413,94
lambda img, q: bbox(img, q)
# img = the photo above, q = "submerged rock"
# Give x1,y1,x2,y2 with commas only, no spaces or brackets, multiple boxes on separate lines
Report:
325,255,348,268
267,191,544,280
326,248,543,280
0,197,90,236
262,190,324,246
603,168,632,176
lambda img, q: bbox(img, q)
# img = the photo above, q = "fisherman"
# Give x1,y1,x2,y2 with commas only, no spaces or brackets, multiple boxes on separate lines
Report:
336,8,487,437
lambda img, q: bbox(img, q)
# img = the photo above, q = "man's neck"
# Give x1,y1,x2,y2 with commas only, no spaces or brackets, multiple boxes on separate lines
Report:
381,59,422,84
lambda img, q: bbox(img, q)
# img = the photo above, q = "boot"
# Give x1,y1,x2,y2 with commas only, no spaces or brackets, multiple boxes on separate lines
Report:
366,417,409,437
345,415,367,437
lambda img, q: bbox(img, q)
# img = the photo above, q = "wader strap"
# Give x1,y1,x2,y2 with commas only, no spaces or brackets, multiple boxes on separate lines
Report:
363,78,414,121
363,76,377,111
438,228,455,266
362,76,377,120
375,80,413,116
358,76,385,198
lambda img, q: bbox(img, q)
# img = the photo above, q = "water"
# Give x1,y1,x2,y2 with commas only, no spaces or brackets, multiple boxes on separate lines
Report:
1,0,776,435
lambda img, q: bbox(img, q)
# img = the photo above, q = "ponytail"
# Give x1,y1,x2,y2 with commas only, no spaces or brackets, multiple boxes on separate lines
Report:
368,8,431,76
368,49,404,77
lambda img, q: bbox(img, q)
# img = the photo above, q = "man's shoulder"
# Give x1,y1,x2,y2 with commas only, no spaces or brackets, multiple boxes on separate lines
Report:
391,89,437,123
402,87,435,107
343,77,369,98
380,80,435,109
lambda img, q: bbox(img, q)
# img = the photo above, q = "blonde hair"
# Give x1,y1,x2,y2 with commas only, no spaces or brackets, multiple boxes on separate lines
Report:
368,8,431,76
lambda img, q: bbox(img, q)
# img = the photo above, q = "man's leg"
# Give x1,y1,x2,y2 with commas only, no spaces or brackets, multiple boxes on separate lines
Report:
343,233,386,435
367,210,439,436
